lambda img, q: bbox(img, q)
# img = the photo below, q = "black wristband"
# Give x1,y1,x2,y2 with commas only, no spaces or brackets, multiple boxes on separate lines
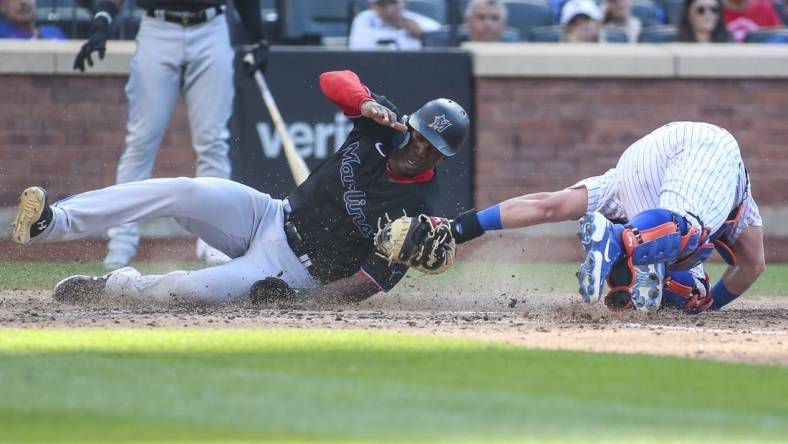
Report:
96,0,119,15
450,209,485,244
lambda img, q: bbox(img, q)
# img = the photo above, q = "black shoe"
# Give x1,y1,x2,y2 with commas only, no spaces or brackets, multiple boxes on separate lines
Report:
12,187,52,244
53,275,109,304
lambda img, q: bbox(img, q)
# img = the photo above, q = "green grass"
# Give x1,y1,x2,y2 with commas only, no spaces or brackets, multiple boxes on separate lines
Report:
408,261,788,296
3,261,788,296
0,261,202,290
0,329,786,443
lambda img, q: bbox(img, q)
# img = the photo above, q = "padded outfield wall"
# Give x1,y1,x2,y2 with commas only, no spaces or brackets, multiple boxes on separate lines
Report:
0,41,787,262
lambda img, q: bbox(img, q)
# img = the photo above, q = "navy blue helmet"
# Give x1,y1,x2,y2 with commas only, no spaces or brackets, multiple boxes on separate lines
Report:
407,98,470,157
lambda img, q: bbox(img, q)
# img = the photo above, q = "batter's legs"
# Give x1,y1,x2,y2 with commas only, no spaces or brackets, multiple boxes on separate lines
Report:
182,16,236,266
182,15,234,180
106,17,187,269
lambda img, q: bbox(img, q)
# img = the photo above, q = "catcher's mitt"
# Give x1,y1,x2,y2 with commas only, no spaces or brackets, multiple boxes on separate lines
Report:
374,214,455,274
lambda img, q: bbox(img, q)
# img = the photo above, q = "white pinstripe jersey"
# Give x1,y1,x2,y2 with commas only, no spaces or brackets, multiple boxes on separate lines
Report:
575,122,762,245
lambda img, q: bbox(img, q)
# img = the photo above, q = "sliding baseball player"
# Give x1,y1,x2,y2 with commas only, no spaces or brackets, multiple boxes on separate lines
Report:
11,70,469,306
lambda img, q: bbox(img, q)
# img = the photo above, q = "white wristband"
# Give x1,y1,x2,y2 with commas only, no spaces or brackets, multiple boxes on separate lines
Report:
94,11,113,26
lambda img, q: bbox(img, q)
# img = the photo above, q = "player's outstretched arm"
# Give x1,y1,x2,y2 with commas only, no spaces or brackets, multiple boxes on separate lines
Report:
711,226,766,309
300,273,381,308
500,187,589,228
451,187,589,244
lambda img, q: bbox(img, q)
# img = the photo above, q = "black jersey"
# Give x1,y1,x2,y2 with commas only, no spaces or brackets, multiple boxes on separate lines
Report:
137,0,224,11
286,104,439,290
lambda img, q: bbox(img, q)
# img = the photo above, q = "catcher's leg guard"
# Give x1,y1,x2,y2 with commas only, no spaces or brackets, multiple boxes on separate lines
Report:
577,212,624,304
623,209,709,268
662,270,712,314
603,258,665,312
603,259,635,311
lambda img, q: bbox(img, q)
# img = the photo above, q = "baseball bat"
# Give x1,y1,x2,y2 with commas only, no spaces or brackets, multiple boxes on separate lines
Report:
244,54,311,186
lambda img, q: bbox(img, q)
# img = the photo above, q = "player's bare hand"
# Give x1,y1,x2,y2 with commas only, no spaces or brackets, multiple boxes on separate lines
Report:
361,100,407,132
250,277,299,306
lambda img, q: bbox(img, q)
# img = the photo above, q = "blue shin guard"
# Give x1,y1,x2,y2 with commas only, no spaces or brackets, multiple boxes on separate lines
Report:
623,209,710,269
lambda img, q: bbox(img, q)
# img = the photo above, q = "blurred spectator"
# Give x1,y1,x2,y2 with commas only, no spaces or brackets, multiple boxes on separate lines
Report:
465,0,508,42
602,0,642,41
0,0,65,39
349,0,440,50
677,0,730,41
724,0,783,41
561,0,603,42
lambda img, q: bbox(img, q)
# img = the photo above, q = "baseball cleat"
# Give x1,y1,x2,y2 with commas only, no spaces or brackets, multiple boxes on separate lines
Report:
630,263,666,312
577,212,624,304
11,187,51,245
53,274,109,304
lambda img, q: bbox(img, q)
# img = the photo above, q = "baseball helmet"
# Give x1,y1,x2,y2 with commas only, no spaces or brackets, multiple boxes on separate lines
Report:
407,98,469,157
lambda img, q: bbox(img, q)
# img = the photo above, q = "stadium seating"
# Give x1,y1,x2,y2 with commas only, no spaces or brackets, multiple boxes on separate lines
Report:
526,25,632,42
277,0,354,44
638,24,677,42
773,0,786,23
422,25,521,46
36,0,92,39
658,0,683,25
744,26,788,43
603,26,629,42
406,0,447,23
503,0,554,38
528,24,562,41
632,0,662,27
112,0,141,40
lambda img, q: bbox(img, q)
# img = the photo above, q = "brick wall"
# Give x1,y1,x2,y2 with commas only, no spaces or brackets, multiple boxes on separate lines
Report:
2,74,788,261
4,75,787,207
474,78,788,207
0,75,196,206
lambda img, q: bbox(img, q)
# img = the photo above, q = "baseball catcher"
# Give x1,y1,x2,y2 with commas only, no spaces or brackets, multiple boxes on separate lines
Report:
377,122,765,315
11,70,470,307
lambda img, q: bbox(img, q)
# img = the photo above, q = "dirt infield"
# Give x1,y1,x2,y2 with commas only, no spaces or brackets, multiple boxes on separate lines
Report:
2,285,786,366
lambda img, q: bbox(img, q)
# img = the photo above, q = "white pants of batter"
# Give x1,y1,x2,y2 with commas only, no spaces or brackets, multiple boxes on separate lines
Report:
36,178,317,304
107,14,235,263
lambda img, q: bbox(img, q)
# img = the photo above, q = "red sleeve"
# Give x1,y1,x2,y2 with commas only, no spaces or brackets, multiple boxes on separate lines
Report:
765,3,783,26
319,70,374,117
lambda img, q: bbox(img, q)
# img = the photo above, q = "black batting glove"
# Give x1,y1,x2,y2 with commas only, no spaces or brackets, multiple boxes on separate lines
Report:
73,16,110,72
243,40,270,76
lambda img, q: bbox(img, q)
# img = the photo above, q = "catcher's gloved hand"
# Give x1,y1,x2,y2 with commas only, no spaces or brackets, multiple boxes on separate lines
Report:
250,277,297,305
681,286,714,315
663,272,713,315
374,214,455,274
74,13,111,72
243,40,270,76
